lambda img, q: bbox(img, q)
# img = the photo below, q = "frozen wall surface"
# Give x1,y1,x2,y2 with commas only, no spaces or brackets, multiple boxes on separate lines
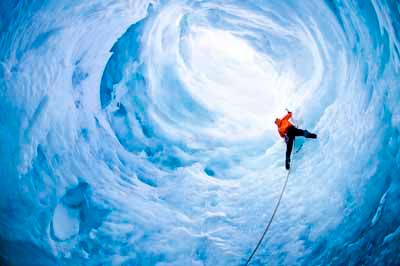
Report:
0,0,399,265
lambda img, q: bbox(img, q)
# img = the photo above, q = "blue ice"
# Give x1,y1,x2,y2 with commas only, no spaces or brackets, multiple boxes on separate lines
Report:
0,0,399,265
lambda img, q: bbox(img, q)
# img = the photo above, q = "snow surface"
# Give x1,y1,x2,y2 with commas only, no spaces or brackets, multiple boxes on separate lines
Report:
0,0,399,265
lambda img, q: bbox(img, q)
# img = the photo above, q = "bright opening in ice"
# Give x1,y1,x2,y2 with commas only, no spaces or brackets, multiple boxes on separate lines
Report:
182,27,296,136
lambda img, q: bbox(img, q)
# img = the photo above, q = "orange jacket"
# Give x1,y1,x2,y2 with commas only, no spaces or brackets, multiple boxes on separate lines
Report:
275,112,293,138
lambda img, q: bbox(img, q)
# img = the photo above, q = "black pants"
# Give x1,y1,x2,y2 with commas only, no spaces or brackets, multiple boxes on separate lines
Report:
286,126,315,162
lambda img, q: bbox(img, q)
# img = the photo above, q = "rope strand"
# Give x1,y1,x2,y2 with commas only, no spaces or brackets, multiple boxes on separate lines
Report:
243,138,295,266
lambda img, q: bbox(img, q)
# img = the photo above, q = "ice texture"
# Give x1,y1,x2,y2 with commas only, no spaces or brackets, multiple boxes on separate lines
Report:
0,0,399,265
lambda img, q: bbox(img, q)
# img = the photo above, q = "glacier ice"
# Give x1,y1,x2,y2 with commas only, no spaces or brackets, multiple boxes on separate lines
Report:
0,0,399,265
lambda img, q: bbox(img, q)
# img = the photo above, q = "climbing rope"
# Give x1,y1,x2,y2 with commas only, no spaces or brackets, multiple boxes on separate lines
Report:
243,139,295,266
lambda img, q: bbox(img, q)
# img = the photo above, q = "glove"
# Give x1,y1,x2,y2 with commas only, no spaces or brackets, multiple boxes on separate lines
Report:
284,134,289,144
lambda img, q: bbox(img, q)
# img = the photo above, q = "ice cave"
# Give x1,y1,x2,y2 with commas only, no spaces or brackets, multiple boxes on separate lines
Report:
0,0,399,265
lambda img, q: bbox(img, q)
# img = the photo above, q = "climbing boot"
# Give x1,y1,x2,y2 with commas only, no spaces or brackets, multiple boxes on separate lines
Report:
304,130,317,139
285,158,290,170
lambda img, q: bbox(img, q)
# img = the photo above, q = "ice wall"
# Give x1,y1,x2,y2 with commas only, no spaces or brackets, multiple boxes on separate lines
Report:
0,0,399,265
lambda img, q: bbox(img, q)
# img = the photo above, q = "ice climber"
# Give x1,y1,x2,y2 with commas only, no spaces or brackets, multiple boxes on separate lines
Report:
275,110,317,170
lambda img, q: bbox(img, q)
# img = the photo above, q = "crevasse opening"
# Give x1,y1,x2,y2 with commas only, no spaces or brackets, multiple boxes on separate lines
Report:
0,0,399,265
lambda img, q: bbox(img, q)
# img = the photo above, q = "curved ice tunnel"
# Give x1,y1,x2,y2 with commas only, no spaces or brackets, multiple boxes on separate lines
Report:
0,0,399,265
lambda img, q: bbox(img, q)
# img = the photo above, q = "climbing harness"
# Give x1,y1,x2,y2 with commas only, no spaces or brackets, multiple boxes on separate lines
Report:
243,139,295,266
